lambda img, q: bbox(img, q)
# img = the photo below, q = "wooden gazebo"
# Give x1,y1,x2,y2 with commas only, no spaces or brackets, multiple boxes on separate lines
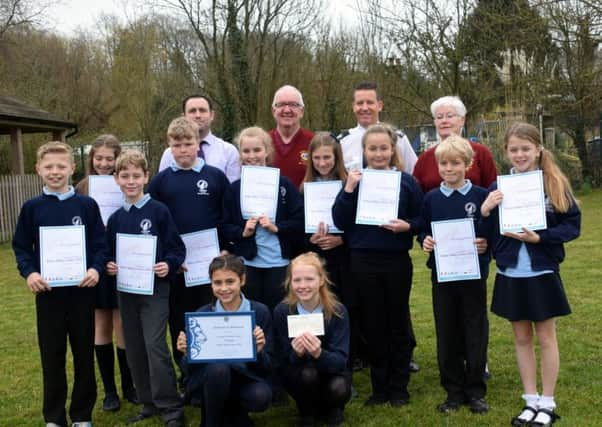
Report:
0,96,77,174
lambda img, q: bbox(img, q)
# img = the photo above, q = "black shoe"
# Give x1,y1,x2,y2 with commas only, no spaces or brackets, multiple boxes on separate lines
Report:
409,360,420,373
351,357,365,372
364,394,388,407
467,397,489,414
437,400,460,413
511,406,537,426
390,397,409,407
528,408,560,426
123,388,139,405
103,392,120,412
326,408,344,427
126,409,157,424
165,418,185,427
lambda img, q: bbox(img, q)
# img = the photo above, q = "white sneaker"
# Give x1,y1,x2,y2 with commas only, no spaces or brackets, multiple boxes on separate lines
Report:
46,423,63,427
72,422,92,427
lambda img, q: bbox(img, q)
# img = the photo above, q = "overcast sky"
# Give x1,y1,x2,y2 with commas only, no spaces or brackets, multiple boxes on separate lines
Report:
45,0,361,36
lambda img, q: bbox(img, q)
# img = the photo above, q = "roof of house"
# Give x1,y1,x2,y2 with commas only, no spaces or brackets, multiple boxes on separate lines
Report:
0,96,77,134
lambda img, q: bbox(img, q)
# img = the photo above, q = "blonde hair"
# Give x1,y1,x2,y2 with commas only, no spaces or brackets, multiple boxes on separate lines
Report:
167,117,199,141
301,132,347,191
235,126,273,165
77,134,122,195
504,122,575,213
362,123,403,171
115,149,149,174
36,141,74,164
284,252,344,321
435,135,473,167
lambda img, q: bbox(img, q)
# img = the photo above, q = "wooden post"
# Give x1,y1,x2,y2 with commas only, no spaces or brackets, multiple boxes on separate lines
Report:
10,127,25,175
52,130,67,142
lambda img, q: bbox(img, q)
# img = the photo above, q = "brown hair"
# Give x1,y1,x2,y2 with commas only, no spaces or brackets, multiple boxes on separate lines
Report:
362,123,403,171
167,117,199,141
504,122,575,213
77,134,121,195
115,149,149,174
209,254,246,281
234,126,273,166
36,141,74,164
301,132,347,191
283,252,343,321
435,135,473,167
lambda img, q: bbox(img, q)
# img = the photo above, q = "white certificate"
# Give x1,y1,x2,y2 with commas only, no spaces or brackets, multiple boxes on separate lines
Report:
240,166,279,221
181,228,220,287
287,313,325,338
186,312,256,363
303,181,343,234
39,225,87,287
497,171,547,233
88,175,124,226
432,219,481,282
356,169,401,225
116,233,157,295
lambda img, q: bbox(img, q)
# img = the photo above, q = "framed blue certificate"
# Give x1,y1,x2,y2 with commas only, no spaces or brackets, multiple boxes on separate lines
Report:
116,233,157,295
303,180,343,233
181,228,220,287
39,225,87,287
185,311,257,364
356,169,401,225
240,166,279,221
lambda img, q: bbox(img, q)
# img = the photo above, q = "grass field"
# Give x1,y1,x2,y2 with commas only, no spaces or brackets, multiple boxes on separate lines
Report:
1,190,600,427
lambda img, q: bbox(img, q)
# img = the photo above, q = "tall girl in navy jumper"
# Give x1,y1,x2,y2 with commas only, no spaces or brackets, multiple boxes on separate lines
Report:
273,252,351,427
481,122,580,427
332,123,423,406
176,255,272,427
222,126,304,312
75,135,137,412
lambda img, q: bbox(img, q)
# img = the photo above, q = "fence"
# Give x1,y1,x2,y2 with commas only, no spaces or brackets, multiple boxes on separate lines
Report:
0,174,42,243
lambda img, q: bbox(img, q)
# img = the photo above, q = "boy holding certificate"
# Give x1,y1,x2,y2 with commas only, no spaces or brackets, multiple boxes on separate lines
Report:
419,136,490,414
105,150,186,427
12,141,106,427
148,117,230,384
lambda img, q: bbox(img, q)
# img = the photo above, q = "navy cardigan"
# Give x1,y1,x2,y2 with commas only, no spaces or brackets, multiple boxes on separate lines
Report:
273,302,349,375
222,175,304,260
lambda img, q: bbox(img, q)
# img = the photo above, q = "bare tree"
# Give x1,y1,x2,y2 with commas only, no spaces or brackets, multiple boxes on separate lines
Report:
0,0,54,39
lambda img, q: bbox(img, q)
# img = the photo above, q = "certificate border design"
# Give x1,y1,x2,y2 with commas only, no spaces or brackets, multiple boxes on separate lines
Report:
39,225,87,287
355,169,401,225
181,228,220,287
240,165,280,221
431,218,481,283
497,170,547,233
185,311,257,364
115,233,157,295
303,180,343,234
88,175,125,226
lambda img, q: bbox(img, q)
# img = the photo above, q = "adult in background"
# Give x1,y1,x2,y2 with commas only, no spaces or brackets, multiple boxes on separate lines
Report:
159,94,241,183
413,96,497,193
269,85,314,187
338,81,417,174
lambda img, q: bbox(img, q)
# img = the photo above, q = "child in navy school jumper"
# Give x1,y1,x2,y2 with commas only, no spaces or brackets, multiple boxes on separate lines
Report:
12,141,106,427
105,150,186,427
273,252,351,427
222,126,304,312
418,136,490,414
481,123,580,427
148,117,230,379
75,134,137,412
176,255,273,427
332,123,423,406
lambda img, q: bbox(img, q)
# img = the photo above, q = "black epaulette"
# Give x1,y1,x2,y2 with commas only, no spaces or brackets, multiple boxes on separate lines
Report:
336,129,350,141
395,128,406,138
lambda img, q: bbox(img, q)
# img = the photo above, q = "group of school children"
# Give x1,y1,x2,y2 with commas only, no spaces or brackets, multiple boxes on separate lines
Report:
13,114,580,427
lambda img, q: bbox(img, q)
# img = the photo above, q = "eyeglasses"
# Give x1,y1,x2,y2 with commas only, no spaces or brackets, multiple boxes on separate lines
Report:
273,102,303,109
434,113,460,120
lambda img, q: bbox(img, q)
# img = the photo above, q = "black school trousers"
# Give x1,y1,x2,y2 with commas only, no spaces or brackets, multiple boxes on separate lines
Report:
36,286,96,426
432,276,488,401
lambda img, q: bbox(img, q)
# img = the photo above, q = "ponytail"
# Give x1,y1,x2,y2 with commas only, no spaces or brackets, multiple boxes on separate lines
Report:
539,148,574,213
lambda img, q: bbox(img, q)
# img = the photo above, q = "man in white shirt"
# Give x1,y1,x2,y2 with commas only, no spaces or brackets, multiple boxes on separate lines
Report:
159,95,241,182
338,82,417,173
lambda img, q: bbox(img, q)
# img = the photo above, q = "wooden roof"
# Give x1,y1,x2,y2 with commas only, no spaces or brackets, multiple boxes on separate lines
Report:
0,96,77,135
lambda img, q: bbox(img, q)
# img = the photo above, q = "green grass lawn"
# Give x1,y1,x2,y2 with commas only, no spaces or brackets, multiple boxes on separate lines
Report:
1,190,601,426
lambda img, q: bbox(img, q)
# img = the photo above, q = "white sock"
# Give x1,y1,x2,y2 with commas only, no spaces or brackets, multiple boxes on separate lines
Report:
538,395,556,410
517,394,540,421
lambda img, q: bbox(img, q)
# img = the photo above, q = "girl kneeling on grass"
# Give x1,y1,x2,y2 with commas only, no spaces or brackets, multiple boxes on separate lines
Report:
177,255,273,427
273,252,351,427
481,122,581,427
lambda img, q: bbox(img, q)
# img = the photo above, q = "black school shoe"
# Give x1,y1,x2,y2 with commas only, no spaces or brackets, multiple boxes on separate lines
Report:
528,408,560,426
103,392,120,412
364,394,389,407
511,406,537,426
467,397,489,414
437,399,461,413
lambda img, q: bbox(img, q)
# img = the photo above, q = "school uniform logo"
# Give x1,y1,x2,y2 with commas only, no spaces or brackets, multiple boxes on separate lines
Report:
465,202,477,218
71,216,82,225
299,150,309,164
140,219,152,234
196,179,210,196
